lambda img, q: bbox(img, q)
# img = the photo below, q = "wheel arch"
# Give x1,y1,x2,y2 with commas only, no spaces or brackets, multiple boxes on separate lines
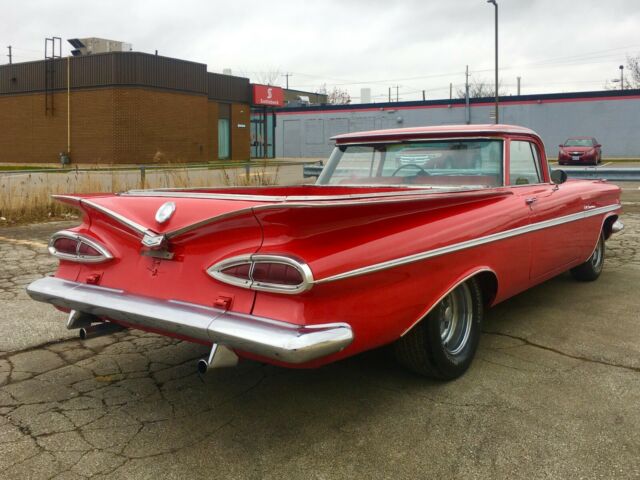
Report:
400,267,498,337
602,214,618,240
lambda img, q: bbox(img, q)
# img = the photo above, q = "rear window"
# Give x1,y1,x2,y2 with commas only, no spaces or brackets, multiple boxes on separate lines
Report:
564,138,593,147
317,139,504,189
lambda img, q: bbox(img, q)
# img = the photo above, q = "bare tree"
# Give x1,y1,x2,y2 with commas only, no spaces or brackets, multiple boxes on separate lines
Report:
457,78,507,99
239,68,282,86
625,54,640,89
317,83,351,105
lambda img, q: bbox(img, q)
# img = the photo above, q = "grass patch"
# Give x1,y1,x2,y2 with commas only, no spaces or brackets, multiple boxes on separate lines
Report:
0,165,59,171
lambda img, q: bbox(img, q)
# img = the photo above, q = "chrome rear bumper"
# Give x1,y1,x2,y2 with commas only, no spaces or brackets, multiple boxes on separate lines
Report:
26,277,353,364
611,220,624,234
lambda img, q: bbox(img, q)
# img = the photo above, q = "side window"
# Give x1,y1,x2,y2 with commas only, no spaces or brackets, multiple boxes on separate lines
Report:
509,141,542,185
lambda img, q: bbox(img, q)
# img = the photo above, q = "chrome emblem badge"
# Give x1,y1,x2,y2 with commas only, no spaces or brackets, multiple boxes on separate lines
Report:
155,202,176,224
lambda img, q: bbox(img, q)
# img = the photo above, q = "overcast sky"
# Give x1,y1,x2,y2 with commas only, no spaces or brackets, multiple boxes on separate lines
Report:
5,0,640,102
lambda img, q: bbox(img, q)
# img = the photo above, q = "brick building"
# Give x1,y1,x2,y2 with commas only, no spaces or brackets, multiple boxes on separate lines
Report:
0,51,274,164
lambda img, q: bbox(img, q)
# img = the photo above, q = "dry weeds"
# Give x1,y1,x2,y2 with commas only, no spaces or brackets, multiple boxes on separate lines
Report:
0,164,280,225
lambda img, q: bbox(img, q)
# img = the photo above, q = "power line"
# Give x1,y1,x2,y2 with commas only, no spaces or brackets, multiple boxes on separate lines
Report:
263,44,640,90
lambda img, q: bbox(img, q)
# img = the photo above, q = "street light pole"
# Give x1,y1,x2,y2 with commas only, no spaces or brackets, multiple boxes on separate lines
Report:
487,0,498,123
619,65,624,90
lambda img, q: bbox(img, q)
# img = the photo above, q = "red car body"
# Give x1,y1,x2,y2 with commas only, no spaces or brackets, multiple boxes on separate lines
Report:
558,136,602,165
28,124,622,379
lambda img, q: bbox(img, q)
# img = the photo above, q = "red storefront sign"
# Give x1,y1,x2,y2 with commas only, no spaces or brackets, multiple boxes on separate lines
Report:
252,84,284,107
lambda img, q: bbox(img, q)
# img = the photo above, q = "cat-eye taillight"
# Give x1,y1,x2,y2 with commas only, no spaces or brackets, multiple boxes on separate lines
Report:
207,255,313,294
48,231,113,263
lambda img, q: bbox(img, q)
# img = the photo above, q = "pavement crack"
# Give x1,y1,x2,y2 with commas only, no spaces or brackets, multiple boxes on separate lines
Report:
483,331,640,373
478,357,538,373
0,338,76,362
357,375,509,410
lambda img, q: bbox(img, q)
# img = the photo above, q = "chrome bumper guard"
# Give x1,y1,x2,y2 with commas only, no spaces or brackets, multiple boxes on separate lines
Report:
611,220,624,234
27,277,354,364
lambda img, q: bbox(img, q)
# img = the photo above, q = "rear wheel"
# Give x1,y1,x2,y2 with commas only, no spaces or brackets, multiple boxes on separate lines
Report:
570,232,604,281
394,278,483,380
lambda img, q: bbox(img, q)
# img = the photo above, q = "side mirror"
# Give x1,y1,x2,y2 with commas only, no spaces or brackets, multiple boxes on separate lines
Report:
551,169,568,185
558,144,564,148
595,144,602,148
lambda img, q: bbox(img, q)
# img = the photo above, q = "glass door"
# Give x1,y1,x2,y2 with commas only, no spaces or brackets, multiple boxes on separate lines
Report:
218,103,231,160
251,107,275,158
218,119,230,159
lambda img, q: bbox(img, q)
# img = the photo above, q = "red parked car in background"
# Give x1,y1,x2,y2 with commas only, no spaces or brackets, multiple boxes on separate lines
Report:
558,137,602,165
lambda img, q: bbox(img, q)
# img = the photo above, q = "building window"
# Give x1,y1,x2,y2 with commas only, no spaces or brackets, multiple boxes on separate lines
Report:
218,104,231,160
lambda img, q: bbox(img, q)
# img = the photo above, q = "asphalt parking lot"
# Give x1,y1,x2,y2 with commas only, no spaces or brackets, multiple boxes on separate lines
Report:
0,185,639,479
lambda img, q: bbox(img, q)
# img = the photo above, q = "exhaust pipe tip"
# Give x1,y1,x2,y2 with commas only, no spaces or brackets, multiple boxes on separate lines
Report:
79,322,126,340
79,327,89,340
197,344,239,374
197,359,209,375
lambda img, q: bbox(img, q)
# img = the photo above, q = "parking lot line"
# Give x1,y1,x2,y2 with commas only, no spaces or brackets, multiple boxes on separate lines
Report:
601,162,612,167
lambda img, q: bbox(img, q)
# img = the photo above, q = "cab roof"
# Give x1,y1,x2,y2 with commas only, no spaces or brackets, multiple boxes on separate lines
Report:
332,124,541,143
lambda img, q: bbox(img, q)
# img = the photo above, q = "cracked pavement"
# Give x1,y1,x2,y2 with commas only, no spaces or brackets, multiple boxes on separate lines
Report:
0,185,639,479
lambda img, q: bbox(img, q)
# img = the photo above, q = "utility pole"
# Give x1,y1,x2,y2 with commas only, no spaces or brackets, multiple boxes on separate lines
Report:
487,0,499,124
517,76,521,96
465,65,470,124
388,87,391,102
619,65,624,90
284,73,292,90
7,45,11,64
449,83,453,101
422,90,426,101
395,85,399,102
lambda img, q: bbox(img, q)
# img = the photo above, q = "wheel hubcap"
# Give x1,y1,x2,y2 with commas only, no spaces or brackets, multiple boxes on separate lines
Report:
439,284,474,356
591,237,603,269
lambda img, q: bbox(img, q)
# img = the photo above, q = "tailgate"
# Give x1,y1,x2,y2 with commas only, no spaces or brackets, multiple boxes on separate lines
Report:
58,195,266,315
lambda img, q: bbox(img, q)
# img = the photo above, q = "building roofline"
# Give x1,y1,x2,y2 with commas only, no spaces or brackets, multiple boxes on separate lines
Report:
277,88,640,114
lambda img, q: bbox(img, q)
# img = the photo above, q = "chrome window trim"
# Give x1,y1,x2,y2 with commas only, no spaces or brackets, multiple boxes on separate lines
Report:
314,203,621,284
122,186,492,203
48,230,113,264
207,254,314,295
333,135,503,146
507,139,546,186
321,137,505,187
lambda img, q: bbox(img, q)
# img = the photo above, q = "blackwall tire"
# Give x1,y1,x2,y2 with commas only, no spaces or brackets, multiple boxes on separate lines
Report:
570,232,605,282
394,278,483,380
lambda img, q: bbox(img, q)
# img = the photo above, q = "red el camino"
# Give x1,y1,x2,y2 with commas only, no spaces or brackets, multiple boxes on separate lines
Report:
28,124,623,380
